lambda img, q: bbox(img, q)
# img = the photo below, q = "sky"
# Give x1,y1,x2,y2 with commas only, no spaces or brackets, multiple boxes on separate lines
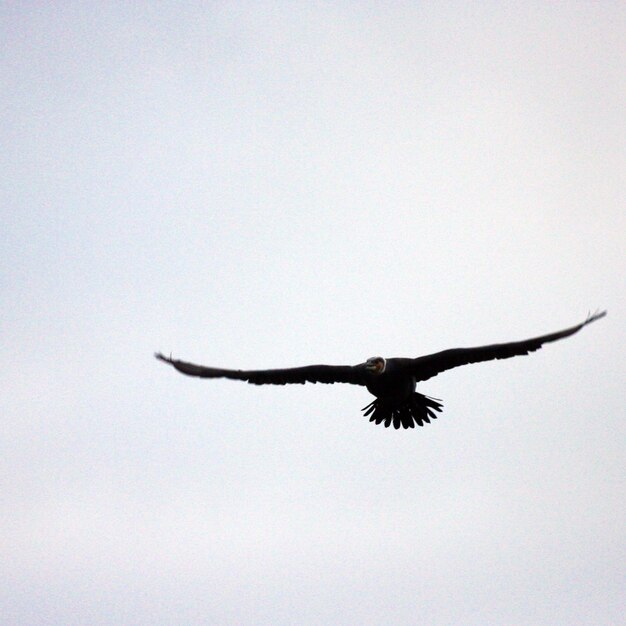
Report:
1,2,624,624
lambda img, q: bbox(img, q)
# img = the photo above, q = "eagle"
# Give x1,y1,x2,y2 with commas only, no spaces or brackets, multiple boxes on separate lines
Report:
155,311,606,430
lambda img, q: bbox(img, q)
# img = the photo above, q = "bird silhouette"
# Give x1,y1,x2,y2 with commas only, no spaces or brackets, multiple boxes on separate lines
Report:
156,310,606,429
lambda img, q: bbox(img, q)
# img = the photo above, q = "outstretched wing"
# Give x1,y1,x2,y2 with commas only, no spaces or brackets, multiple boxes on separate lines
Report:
155,353,367,386
410,310,606,382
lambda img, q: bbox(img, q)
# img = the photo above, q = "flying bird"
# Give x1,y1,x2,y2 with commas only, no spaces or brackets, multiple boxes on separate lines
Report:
155,311,606,430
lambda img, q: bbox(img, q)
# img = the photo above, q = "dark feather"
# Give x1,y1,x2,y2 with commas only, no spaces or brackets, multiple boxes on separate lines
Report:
409,310,606,382
154,353,367,386
361,393,444,430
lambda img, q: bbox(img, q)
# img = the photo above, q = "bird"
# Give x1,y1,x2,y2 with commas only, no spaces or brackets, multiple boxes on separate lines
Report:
155,310,606,430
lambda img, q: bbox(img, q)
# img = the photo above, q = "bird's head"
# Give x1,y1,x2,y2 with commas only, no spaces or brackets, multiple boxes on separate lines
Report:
365,356,386,374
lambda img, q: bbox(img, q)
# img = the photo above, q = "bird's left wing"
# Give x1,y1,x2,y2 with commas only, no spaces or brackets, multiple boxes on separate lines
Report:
155,353,367,386
409,310,606,382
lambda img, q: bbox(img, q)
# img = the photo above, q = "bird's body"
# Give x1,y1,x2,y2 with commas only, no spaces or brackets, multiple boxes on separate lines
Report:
156,311,606,429
364,358,411,398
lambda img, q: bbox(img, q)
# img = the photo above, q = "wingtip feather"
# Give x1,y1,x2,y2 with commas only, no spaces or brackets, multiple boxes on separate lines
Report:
585,310,607,325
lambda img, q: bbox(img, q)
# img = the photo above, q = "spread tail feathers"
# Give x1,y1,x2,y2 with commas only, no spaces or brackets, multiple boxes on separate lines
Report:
362,393,444,430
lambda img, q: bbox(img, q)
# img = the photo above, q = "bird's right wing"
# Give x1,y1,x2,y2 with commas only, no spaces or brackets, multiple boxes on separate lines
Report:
155,353,368,386
409,310,606,382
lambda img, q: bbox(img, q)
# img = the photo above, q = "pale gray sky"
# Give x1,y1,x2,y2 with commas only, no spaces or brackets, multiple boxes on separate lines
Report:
1,2,624,625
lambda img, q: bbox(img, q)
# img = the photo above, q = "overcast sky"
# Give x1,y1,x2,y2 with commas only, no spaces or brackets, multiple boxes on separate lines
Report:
1,2,624,625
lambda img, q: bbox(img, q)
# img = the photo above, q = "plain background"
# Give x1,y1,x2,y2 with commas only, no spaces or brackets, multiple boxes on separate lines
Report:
2,3,624,625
